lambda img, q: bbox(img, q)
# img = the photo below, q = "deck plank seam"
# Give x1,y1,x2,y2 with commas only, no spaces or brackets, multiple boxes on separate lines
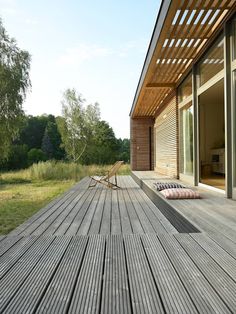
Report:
125,186,145,234
76,187,103,235
34,187,91,236
85,187,104,235
189,234,236,283
174,234,236,313
9,178,89,236
155,234,211,313
0,236,56,312
63,188,96,236
48,187,95,236
139,236,168,314
58,236,90,314
28,236,74,314
20,188,87,236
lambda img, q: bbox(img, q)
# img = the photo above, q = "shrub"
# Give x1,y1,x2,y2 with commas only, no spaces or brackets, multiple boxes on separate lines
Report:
27,148,46,165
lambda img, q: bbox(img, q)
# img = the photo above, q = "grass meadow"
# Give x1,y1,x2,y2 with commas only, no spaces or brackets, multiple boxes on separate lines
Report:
0,161,130,234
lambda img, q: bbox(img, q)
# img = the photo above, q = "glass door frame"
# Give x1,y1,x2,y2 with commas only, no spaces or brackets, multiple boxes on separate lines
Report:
195,32,227,194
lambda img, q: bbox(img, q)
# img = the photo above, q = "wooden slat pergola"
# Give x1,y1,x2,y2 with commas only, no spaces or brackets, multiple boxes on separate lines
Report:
130,0,236,118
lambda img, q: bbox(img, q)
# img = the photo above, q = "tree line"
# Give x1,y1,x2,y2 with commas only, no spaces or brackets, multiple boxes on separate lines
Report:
1,99,129,170
0,19,129,170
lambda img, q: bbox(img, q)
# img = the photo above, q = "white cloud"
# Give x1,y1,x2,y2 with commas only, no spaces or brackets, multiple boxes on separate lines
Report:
57,39,147,67
57,44,112,67
24,18,38,25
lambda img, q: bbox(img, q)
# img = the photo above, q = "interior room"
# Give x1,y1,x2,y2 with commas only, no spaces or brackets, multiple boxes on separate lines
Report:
198,79,225,190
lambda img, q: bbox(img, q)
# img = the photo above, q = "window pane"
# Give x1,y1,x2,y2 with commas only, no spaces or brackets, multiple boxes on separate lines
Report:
180,102,193,175
178,73,192,103
198,35,224,86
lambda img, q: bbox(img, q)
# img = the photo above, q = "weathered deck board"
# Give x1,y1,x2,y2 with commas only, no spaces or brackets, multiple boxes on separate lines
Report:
158,234,231,313
175,233,236,313
100,189,112,234
35,236,88,314
111,190,121,234
65,188,98,236
8,177,89,237
119,177,144,234
117,189,133,234
191,233,236,282
0,236,6,243
88,189,107,234
0,236,38,279
124,235,165,314
0,236,55,312
101,235,131,314
132,171,236,240
77,188,103,235
3,236,71,314
0,234,235,313
68,235,105,314
0,236,23,257
141,234,198,314
207,232,236,257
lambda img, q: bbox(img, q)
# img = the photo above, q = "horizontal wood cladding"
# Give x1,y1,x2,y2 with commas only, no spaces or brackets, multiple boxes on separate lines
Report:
130,117,154,171
154,95,178,178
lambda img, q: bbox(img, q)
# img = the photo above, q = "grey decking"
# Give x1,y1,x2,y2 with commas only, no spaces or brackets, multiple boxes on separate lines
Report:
1,175,236,313
8,176,177,237
1,233,236,313
132,171,236,242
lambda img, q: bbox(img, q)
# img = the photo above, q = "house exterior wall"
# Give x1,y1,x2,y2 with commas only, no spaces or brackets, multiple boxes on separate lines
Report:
154,94,179,178
130,117,154,171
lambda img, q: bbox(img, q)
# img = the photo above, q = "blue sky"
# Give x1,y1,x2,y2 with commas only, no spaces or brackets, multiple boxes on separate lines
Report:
0,0,161,138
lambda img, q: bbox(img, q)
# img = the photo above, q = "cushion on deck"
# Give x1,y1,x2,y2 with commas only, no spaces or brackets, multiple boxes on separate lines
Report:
153,182,185,191
160,188,200,199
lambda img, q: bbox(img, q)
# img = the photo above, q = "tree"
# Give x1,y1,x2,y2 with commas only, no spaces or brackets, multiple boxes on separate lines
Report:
41,120,65,160
41,128,54,159
18,115,50,149
117,138,130,163
0,19,31,160
58,89,100,163
91,120,119,164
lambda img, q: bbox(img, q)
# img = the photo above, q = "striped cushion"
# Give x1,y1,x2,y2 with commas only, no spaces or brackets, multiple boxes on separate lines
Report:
160,188,200,199
154,182,185,191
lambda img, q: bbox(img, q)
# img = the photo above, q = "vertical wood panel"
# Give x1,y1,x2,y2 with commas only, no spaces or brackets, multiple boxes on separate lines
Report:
130,117,154,171
154,95,178,178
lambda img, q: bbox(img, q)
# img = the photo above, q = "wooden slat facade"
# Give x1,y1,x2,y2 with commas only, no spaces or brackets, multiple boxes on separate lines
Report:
154,94,178,178
130,117,154,171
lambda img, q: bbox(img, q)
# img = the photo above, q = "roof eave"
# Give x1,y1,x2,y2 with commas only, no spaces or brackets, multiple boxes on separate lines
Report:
129,0,172,118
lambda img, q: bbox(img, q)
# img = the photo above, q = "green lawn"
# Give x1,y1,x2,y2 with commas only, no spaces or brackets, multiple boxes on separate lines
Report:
0,180,74,235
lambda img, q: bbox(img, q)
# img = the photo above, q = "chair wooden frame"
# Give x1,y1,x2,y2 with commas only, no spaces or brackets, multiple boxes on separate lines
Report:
89,161,124,189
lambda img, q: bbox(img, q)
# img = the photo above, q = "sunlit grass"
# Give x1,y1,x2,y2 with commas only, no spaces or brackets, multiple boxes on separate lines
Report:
0,180,74,234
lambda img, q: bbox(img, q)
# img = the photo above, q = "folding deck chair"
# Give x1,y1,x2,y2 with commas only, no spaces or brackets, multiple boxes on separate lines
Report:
89,161,124,189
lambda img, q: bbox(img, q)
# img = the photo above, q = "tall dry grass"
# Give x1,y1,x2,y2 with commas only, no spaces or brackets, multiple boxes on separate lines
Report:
0,161,131,182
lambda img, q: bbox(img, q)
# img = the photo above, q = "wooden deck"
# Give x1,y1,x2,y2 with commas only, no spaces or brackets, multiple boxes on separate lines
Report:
1,175,236,313
132,171,236,242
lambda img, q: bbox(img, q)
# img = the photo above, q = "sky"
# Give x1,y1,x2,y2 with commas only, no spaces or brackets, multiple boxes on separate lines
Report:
0,0,161,138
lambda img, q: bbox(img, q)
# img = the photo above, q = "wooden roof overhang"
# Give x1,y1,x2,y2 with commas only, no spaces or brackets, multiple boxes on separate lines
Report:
130,0,236,118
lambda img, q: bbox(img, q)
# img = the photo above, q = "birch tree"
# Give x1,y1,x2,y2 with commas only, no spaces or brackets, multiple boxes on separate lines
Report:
0,19,31,160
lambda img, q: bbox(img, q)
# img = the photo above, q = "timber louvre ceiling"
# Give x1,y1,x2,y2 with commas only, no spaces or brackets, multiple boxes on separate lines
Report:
130,0,236,117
